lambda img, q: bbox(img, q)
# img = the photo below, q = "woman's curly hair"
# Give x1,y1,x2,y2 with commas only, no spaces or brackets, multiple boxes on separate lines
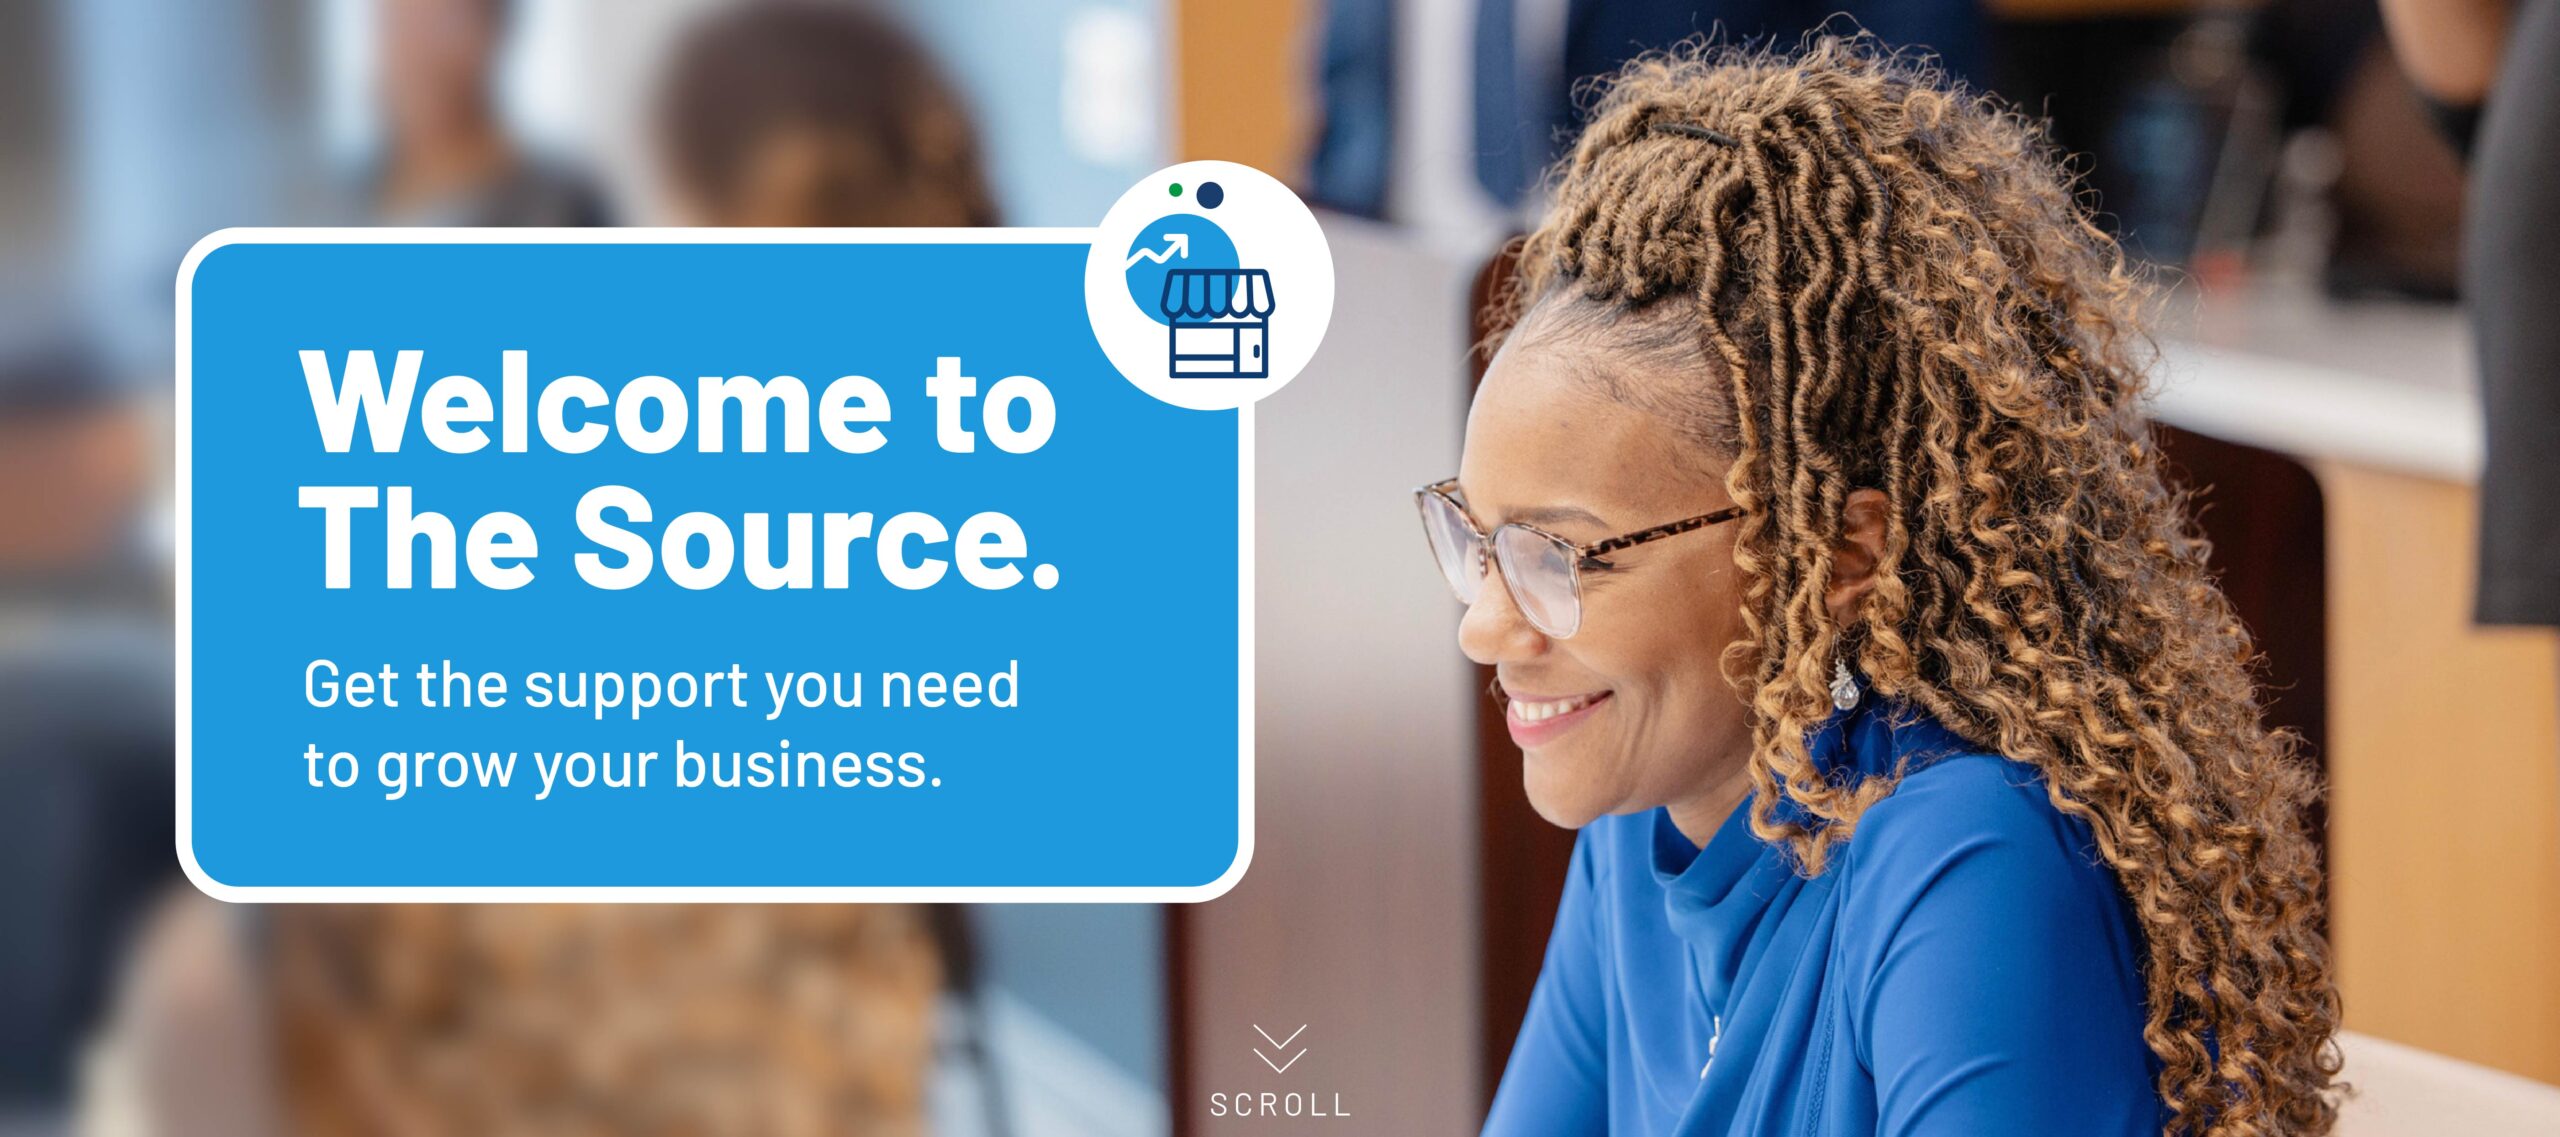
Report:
1489,37,2343,1136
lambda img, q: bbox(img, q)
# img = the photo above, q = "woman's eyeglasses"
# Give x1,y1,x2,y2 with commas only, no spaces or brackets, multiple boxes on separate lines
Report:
1412,478,1744,639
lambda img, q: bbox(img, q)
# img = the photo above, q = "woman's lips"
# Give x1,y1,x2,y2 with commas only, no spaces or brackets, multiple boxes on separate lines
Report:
1504,689,1613,748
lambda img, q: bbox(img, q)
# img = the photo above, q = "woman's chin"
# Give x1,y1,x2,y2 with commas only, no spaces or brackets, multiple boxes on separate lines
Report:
1519,752,1609,830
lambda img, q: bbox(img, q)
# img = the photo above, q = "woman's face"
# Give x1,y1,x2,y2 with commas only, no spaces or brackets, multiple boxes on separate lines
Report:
1454,326,1756,831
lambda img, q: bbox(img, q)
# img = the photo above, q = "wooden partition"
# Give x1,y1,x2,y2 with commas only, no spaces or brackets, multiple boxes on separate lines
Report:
1171,0,1311,179
2319,463,2560,1084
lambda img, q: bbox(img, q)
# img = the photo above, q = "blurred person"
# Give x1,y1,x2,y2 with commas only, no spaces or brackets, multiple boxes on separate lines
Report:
89,902,941,1137
2377,1,2560,628
268,906,942,1136
371,0,606,226
0,336,173,1136
1468,4,1982,215
2281,16,2467,300
651,12,1014,1122
0,339,156,584
2375,0,2512,154
82,10,1012,1135
1307,0,1395,219
1427,39,2339,1136
652,0,996,228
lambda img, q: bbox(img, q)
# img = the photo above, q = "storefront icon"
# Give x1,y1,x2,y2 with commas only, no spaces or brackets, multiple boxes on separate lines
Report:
1161,268,1275,378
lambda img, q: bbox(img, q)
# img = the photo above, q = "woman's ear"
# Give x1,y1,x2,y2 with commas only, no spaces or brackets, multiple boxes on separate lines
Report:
1824,488,1890,627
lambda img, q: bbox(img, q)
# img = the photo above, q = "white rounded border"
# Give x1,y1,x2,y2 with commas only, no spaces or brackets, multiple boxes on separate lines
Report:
1083,161,1334,411
174,226,1253,904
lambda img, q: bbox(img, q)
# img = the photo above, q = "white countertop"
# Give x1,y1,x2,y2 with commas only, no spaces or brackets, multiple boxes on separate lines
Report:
2151,281,2481,483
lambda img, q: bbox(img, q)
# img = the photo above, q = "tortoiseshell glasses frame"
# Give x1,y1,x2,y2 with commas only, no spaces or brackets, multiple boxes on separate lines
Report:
1412,477,1747,638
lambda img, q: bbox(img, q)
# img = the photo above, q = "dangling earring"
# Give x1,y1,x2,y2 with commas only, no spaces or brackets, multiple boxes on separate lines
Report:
1830,657,1860,711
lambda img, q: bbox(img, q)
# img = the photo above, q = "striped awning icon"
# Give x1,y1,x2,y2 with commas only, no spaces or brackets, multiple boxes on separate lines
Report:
1161,268,1276,321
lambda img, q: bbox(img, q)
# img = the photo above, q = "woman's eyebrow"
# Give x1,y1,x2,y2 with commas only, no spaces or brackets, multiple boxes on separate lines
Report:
1502,502,1611,528
1449,481,1610,529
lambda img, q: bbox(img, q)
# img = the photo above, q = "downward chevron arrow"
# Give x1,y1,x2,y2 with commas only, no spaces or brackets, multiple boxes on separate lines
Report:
1253,1024,1306,1050
1252,1024,1309,1073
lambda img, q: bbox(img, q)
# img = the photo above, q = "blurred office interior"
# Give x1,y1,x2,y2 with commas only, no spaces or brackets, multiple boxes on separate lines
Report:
0,0,2553,1134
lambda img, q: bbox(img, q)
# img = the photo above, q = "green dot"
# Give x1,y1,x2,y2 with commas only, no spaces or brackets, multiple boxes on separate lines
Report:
1169,182,1184,197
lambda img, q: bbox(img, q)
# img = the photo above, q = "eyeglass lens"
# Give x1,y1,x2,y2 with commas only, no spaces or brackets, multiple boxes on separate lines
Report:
1416,490,1583,638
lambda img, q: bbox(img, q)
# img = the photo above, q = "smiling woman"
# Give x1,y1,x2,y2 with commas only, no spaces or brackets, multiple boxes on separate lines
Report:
1428,37,2341,1137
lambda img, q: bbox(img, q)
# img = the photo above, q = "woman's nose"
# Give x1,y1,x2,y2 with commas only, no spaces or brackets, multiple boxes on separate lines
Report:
1457,567,1547,666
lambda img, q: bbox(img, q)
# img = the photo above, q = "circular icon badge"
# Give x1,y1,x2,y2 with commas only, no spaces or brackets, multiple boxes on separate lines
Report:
1084,161,1334,411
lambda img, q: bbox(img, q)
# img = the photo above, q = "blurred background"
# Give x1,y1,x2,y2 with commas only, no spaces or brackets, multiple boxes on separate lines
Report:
1,0,2553,1133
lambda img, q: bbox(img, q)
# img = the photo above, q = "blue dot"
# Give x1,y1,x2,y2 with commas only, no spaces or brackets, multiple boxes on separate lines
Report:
1197,181,1225,208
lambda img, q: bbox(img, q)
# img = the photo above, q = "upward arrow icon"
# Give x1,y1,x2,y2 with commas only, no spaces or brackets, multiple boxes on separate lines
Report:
1123,231,1192,269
